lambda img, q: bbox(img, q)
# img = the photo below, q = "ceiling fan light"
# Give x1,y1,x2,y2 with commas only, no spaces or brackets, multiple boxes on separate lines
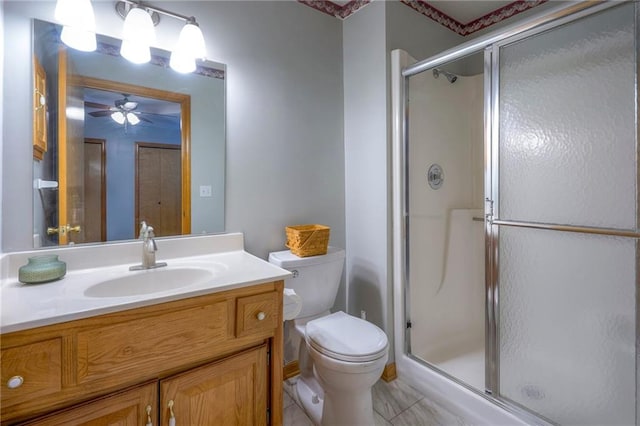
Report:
126,112,140,125
169,49,196,74
120,39,151,64
111,111,126,124
61,25,97,52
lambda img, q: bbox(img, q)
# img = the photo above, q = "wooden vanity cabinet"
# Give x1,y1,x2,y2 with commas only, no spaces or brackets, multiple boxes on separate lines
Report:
20,382,158,426
1,281,283,426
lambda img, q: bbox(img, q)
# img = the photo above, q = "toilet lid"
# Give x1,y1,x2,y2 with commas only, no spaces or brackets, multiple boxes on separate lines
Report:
305,311,388,362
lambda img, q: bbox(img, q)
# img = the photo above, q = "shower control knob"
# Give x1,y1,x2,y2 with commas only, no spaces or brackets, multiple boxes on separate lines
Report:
427,164,444,189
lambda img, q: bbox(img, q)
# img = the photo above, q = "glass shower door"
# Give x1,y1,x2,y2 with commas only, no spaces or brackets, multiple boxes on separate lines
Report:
492,3,638,424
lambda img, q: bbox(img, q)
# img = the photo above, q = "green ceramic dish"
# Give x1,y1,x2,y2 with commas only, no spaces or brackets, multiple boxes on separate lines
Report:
18,255,67,284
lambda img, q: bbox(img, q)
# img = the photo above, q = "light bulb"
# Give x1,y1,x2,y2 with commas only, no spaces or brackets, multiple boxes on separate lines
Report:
121,7,156,64
54,0,75,23
126,113,140,125
111,111,126,124
61,26,97,52
170,21,206,74
55,0,96,51
179,22,206,59
121,39,151,64
55,0,95,30
170,49,196,74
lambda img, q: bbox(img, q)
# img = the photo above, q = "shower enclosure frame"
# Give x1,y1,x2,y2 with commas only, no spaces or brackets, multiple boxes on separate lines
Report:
395,1,639,424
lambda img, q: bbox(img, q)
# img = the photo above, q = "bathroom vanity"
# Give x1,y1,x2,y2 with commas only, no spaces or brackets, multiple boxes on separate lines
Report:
0,234,289,425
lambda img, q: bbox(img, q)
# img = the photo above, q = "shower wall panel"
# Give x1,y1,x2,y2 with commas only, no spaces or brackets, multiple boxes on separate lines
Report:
407,71,485,379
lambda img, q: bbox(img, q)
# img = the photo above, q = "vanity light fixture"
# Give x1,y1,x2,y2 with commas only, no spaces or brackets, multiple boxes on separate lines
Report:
54,0,97,52
115,1,207,73
120,5,156,64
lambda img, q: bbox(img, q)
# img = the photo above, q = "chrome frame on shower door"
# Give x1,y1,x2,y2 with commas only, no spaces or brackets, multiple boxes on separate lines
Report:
403,73,413,357
484,43,499,396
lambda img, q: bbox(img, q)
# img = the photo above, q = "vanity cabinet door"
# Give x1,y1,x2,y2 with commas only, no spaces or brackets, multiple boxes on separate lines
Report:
160,345,268,426
1,338,62,410
20,382,157,426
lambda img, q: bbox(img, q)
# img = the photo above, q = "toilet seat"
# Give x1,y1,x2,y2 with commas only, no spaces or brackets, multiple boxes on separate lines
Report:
305,311,388,362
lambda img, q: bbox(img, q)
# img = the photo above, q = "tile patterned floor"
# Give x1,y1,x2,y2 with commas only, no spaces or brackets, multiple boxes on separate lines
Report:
283,376,469,426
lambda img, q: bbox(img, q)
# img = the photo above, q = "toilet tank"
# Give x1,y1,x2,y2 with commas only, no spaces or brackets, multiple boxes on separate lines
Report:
269,247,345,319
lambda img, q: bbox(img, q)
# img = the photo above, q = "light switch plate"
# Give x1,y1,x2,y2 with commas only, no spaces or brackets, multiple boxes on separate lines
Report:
199,185,212,197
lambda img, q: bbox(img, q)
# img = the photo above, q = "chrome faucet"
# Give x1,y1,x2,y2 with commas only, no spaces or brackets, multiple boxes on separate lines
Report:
130,221,167,271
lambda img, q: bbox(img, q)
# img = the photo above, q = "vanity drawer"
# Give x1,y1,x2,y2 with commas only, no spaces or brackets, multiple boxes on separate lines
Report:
76,300,230,386
236,291,279,338
1,338,63,408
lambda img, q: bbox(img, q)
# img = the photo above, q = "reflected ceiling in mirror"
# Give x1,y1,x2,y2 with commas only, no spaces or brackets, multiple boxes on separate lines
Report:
32,19,226,248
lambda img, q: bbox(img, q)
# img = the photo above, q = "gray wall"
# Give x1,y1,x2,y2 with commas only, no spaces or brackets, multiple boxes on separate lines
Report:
1,1,345,262
343,0,388,339
386,1,463,63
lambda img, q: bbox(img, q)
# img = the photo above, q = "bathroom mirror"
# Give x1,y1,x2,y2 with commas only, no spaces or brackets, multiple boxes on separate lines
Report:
32,19,225,247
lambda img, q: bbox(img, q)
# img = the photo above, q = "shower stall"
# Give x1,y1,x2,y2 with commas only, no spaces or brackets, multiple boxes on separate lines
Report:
392,2,638,425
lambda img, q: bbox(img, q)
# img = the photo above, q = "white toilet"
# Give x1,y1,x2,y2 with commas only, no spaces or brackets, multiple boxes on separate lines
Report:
269,247,388,426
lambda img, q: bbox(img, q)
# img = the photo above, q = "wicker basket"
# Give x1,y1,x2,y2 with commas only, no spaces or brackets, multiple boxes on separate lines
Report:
285,224,330,257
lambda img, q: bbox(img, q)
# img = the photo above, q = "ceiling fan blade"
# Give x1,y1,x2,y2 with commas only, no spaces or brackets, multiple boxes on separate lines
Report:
138,115,153,123
88,110,114,117
85,101,112,110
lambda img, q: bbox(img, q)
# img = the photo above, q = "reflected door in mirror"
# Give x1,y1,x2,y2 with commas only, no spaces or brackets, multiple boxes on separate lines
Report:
57,49,85,245
84,139,106,242
136,143,182,237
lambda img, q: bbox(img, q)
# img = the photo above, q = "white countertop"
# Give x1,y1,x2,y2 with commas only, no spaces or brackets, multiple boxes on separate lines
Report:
1,234,291,334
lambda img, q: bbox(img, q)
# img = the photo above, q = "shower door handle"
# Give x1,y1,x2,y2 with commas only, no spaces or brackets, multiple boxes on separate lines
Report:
485,198,494,221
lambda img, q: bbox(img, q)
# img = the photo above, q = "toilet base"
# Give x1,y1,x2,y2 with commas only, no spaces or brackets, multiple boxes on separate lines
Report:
296,373,378,426
296,376,323,425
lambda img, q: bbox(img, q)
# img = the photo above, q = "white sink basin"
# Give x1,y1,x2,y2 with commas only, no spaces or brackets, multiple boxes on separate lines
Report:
84,267,216,298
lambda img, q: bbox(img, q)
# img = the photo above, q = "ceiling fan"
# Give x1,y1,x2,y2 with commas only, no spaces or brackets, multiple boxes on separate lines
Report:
86,94,152,126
